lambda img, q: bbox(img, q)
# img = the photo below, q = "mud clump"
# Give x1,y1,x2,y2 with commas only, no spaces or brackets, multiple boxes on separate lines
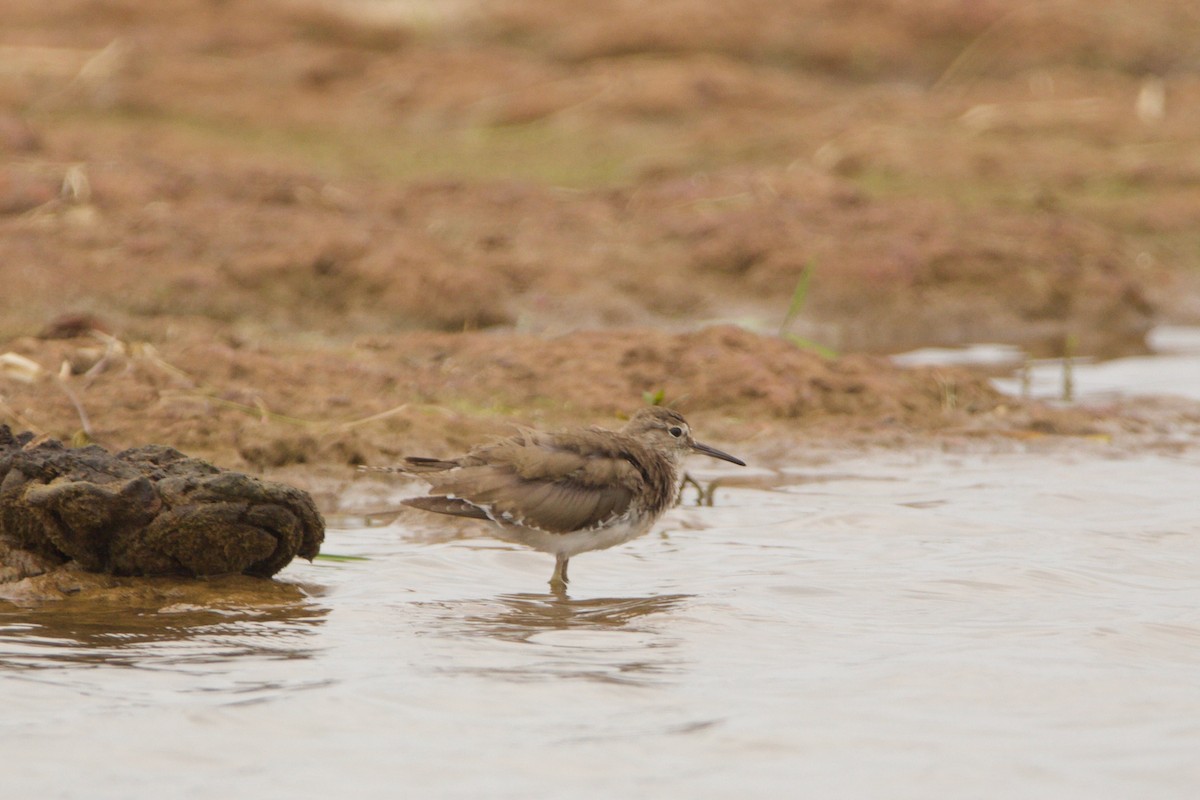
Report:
0,426,324,583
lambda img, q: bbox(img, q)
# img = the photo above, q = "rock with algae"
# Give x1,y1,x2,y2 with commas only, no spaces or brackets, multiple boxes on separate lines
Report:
0,425,324,583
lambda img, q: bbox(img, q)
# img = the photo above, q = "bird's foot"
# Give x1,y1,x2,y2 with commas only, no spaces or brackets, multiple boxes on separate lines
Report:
549,554,570,594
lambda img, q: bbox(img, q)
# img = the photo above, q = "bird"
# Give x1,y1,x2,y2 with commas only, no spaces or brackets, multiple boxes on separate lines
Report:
361,407,746,590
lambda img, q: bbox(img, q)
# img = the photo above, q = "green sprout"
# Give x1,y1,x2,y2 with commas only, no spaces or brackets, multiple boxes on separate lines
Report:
779,260,837,359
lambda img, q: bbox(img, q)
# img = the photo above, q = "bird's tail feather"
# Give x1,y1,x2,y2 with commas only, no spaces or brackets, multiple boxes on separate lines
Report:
403,495,489,520
357,457,460,475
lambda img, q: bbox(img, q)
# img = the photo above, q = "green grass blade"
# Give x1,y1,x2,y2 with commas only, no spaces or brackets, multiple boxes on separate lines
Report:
314,553,371,563
782,332,838,360
779,259,815,336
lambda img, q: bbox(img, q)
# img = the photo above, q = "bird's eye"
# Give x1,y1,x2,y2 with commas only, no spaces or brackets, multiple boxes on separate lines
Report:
668,426,684,438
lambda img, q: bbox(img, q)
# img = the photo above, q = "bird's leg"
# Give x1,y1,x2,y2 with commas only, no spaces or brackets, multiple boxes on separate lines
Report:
549,553,570,592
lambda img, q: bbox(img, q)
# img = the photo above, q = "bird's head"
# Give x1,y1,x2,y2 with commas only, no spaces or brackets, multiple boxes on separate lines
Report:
622,407,746,467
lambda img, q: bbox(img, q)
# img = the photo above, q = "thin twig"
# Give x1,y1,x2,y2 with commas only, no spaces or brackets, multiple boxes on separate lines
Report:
54,362,94,439
81,332,126,386
158,391,315,427
0,396,41,433
930,7,1024,93
337,403,412,430
134,342,197,386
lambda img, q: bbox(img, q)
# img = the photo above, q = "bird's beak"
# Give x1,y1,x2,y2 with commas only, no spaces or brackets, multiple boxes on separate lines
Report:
691,441,746,467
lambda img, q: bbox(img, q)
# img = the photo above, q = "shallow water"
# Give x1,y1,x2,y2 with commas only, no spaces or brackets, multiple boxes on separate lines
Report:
3,448,1199,798
895,325,1200,403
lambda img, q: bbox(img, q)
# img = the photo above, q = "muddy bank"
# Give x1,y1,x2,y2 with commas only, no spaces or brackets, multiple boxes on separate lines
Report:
2,323,1173,484
0,562,315,608
0,324,994,456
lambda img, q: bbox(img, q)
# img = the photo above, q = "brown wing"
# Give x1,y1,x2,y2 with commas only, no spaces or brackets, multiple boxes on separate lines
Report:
414,437,644,534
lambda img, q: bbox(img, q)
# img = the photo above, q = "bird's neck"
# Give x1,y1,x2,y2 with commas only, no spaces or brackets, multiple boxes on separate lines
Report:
628,448,680,521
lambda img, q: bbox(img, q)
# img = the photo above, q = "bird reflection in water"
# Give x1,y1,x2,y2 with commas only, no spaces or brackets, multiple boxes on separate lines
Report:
467,592,691,643
440,592,693,686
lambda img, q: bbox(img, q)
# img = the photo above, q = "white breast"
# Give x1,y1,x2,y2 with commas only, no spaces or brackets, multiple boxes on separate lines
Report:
488,514,654,558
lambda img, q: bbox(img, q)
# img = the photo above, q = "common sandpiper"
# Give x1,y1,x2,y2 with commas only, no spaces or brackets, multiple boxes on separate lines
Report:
362,407,746,590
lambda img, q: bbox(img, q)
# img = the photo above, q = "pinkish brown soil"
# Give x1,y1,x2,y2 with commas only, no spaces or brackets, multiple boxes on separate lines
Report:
3,0,1200,497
